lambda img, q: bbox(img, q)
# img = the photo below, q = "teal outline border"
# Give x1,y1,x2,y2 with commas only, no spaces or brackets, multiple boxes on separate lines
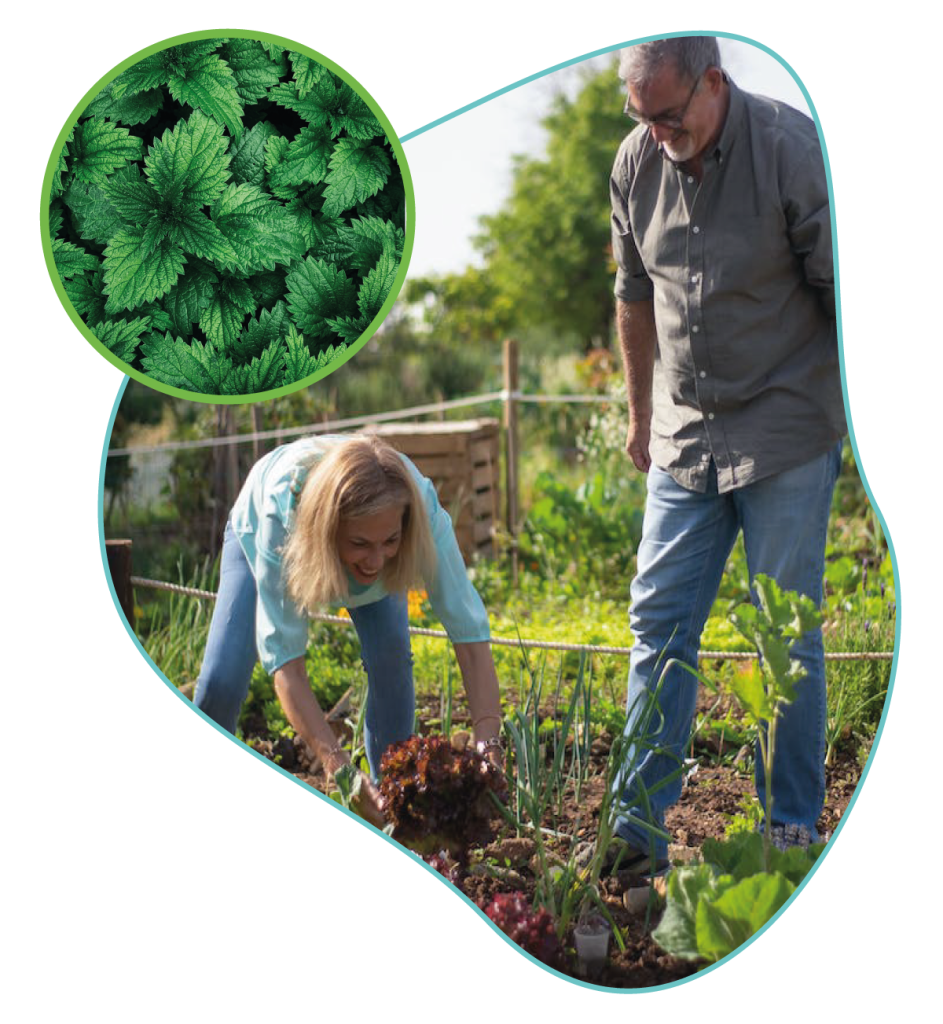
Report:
42,28,416,405
98,28,900,994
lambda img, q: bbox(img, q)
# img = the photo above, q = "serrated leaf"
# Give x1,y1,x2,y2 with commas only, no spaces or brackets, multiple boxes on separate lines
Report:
326,314,370,343
140,332,226,393
269,79,337,129
118,51,186,98
226,338,285,394
165,49,244,135
282,323,319,382
321,138,390,218
165,208,241,266
50,129,74,199
286,257,358,338
264,134,290,175
329,85,383,139
212,183,305,271
232,300,292,361
85,75,164,125
269,125,333,189
52,237,100,279
100,166,162,223
199,276,257,350
229,121,281,187
64,269,107,322
349,216,404,264
219,40,283,103
70,117,142,184
246,268,288,308
146,111,232,209
91,316,152,364
356,244,400,321
63,178,127,246
49,203,64,240
102,229,186,312
288,51,330,98
162,259,218,335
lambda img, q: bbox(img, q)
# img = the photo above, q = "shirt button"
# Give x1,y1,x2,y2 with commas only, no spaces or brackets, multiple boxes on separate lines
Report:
690,274,698,284
692,226,700,234
708,412,715,420
699,370,706,378
687,175,695,184
692,325,700,333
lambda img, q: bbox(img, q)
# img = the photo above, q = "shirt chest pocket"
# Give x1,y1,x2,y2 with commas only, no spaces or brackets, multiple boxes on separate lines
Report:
708,210,792,300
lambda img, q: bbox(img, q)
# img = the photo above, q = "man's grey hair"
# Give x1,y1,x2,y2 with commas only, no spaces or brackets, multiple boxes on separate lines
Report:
619,37,722,89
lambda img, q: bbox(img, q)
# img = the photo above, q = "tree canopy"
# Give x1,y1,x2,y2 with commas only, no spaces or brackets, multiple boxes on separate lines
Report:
408,59,632,352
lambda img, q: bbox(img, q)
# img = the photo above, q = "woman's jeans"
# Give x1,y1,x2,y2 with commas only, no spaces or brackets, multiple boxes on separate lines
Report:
615,443,843,858
193,522,414,779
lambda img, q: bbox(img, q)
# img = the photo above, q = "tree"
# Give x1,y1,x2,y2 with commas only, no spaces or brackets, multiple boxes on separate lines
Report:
480,60,629,350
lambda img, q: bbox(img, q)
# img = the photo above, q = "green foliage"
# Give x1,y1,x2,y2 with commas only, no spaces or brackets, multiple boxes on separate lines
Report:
653,831,822,963
49,35,406,396
408,58,630,353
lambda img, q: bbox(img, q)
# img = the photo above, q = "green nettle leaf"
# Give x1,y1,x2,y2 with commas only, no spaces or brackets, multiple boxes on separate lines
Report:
288,51,331,97
63,269,106,322
285,257,358,338
227,338,285,394
47,34,405,396
84,78,164,126
70,117,142,183
102,229,186,312
269,125,333,189
140,332,227,393
229,121,282,187
231,300,293,362
199,276,257,350
165,51,244,136
282,323,319,382
146,111,232,208
357,244,400,320
321,138,390,218
330,85,383,139
212,183,305,270
91,316,152,364
164,208,241,266
162,260,218,336
52,237,100,279
269,80,333,127
100,167,162,222
219,39,283,103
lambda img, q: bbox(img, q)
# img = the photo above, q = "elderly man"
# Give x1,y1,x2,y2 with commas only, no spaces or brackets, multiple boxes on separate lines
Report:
602,37,846,874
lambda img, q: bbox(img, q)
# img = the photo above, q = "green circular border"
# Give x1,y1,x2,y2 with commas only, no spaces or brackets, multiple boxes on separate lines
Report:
42,27,416,405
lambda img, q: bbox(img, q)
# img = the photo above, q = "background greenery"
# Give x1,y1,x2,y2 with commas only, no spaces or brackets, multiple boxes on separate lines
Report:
109,58,893,772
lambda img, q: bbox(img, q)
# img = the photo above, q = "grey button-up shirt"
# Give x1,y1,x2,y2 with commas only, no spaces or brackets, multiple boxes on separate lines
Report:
610,78,846,493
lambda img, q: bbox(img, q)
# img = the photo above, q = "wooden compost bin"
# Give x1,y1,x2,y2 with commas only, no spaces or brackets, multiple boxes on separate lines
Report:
365,420,500,563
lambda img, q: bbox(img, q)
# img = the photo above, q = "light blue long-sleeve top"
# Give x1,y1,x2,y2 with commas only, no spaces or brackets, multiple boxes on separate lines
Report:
230,435,491,673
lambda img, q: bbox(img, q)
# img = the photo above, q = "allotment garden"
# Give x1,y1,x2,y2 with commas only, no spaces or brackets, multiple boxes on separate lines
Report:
116,357,895,989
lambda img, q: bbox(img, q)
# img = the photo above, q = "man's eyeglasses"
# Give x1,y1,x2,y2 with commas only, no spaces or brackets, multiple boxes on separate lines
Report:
623,73,702,130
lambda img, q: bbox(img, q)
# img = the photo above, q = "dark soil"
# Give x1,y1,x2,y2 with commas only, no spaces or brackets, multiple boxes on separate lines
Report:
245,694,867,990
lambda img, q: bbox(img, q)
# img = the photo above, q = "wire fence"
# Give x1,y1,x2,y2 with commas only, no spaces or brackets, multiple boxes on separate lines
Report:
130,575,895,663
109,362,892,668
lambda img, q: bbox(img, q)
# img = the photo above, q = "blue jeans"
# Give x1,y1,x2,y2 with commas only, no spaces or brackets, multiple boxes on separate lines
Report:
615,443,842,858
193,521,415,779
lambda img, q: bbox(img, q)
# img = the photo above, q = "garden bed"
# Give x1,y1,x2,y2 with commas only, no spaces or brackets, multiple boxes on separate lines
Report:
246,695,866,989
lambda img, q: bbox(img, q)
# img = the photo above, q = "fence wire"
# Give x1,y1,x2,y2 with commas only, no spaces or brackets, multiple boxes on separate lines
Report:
131,576,895,663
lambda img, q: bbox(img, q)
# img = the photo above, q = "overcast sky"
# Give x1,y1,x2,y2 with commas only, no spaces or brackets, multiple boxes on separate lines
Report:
402,38,813,278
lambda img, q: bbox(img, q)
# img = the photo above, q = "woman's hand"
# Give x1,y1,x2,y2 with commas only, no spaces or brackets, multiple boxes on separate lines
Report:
351,772,387,828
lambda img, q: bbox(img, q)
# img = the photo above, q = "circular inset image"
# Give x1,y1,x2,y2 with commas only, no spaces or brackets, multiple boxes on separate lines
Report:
43,30,413,402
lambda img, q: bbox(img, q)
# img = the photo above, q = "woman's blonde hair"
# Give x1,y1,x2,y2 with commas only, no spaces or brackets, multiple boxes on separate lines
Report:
282,435,436,612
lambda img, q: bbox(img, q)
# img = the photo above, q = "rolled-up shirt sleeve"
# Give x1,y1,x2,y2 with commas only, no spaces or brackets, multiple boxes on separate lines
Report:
412,468,491,643
611,143,654,304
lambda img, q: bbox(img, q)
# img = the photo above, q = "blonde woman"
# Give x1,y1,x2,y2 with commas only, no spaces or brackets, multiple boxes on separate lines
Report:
193,434,504,826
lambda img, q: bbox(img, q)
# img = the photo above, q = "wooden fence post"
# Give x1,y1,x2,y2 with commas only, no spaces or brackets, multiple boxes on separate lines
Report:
106,539,135,631
503,338,520,585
